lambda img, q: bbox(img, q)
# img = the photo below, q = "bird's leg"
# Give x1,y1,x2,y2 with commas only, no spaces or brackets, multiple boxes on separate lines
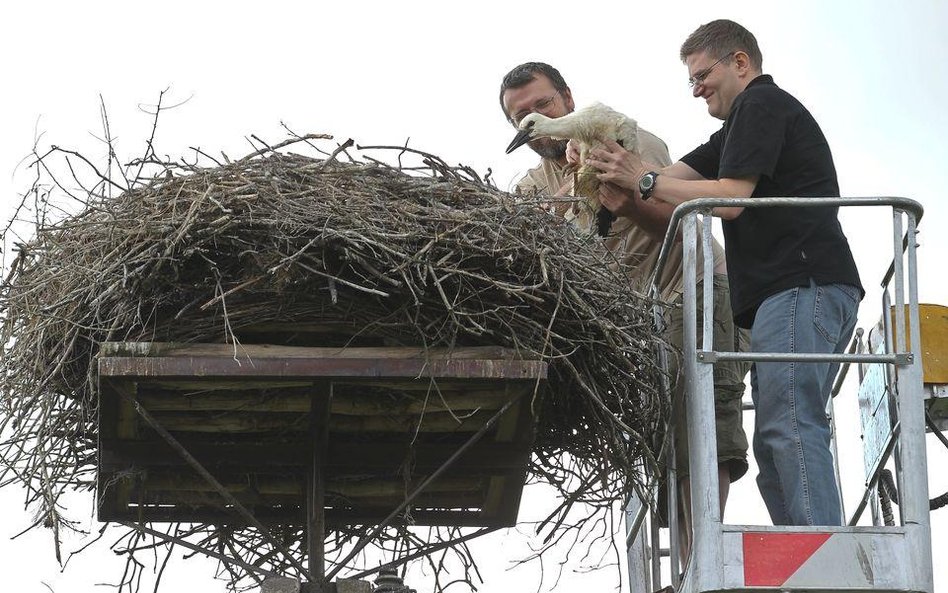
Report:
578,143,615,237
574,142,599,197
596,206,617,237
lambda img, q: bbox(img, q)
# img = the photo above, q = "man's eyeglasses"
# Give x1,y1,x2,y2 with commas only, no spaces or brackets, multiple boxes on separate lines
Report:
688,53,734,88
512,94,558,125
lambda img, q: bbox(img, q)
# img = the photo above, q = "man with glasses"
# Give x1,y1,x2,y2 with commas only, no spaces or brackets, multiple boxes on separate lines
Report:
499,62,750,563
499,62,579,211
587,20,863,527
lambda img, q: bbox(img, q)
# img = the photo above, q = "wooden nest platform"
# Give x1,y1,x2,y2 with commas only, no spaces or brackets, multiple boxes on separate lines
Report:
1,129,669,588
98,342,545,529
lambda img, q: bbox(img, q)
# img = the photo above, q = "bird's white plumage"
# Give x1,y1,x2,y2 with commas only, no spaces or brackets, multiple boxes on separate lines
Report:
516,103,639,234
517,102,639,153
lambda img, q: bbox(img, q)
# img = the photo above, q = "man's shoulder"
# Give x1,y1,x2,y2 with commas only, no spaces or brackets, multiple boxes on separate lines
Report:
635,126,672,166
637,126,668,145
515,159,565,195
738,77,805,113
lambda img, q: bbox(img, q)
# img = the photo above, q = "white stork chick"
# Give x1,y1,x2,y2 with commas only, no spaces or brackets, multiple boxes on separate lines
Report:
506,102,639,236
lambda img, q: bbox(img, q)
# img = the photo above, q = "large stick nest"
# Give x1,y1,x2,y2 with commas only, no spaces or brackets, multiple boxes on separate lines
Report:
0,129,668,587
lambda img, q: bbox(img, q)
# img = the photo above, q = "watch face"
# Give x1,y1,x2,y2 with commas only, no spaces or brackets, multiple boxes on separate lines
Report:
640,174,654,191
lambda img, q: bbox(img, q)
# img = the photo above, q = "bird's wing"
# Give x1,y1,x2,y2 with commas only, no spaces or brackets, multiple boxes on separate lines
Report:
615,116,639,153
579,103,640,152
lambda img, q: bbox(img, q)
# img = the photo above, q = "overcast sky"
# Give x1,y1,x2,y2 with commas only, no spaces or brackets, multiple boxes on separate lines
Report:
1,1,946,591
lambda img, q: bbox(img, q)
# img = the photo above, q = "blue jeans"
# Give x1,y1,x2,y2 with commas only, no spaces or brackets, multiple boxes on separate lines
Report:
750,281,861,526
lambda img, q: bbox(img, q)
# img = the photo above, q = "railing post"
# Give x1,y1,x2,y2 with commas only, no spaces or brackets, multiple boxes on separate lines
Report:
624,493,651,593
682,210,722,588
892,210,933,591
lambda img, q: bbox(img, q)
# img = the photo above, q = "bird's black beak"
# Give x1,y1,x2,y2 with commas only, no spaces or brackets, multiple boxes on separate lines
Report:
506,128,533,154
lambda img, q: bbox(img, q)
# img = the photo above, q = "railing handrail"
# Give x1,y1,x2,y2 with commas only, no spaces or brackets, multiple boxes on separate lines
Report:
648,195,925,298
696,351,911,365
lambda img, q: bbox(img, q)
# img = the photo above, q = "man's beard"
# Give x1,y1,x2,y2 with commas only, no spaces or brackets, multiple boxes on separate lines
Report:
529,137,568,161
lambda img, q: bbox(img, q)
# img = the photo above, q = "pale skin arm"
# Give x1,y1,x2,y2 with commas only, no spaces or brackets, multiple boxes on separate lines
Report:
587,139,757,220
568,139,693,240
599,183,674,240
597,158,709,240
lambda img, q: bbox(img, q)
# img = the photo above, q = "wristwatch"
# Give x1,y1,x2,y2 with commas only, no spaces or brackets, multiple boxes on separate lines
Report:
639,171,659,201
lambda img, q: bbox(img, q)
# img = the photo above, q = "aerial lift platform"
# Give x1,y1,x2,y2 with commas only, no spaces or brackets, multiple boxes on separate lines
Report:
626,196,939,593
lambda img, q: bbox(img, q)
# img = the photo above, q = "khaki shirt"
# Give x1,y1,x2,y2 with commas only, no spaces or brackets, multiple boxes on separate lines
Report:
515,127,725,302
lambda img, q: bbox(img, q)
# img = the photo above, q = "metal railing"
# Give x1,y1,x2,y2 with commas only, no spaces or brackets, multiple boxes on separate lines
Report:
625,196,932,593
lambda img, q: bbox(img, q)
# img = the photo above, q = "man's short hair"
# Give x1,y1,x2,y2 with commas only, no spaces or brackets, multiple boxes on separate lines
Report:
498,62,570,121
680,19,763,72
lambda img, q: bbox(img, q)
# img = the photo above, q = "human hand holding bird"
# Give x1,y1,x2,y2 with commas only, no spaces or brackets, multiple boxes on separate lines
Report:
586,139,648,194
506,102,640,236
597,182,638,220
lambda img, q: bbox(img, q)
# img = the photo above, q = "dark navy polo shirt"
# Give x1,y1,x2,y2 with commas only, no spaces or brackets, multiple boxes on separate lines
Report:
681,75,863,328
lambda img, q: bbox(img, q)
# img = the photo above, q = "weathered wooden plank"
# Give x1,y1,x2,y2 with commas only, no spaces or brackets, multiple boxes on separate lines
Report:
136,389,313,413
97,377,127,522
99,440,532,472
100,342,524,361
98,505,496,527
482,475,508,518
129,474,484,497
140,379,317,391
133,388,518,415
331,390,512,415
236,321,363,334
99,355,547,381
141,413,309,433
131,378,532,394
116,491,489,512
484,384,540,521
108,380,139,440
144,410,497,434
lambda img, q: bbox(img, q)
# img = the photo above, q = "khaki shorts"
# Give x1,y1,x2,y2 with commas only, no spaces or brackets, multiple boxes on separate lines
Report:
663,274,749,482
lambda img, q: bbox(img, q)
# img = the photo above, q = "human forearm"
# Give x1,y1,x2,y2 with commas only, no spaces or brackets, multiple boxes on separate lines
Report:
598,183,673,240
650,176,756,219
588,141,707,190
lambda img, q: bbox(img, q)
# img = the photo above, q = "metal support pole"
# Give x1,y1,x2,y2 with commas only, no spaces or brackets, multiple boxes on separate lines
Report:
326,392,523,580
682,211,722,589
892,211,909,521
881,286,906,529
649,499,662,592
700,351,908,364
830,330,863,397
649,286,676,591
307,382,332,588
624,492,651,593
701,214,713,354
895,211,934,590
827,393,846,521
864,323,882,526
829,328,857,520
667,435,680,591
847,425,899,526
869,484,883,527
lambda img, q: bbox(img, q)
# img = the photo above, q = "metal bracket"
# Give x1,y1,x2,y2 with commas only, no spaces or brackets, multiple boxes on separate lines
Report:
696,351,717,363
896,352,914,365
